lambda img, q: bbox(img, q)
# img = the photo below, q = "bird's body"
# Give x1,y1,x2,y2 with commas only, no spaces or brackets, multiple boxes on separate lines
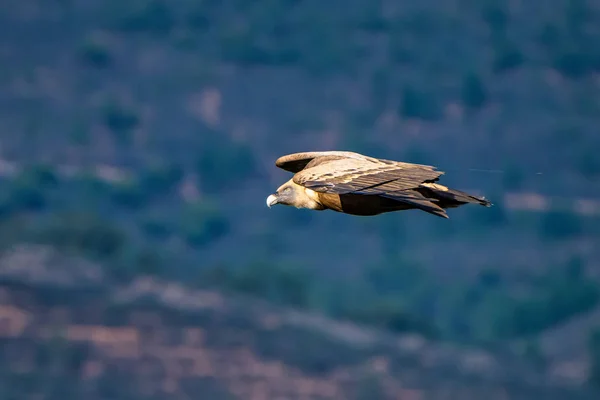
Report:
266,151,491,219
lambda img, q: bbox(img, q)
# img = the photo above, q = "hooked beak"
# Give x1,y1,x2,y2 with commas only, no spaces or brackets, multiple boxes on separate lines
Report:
266,194,279,208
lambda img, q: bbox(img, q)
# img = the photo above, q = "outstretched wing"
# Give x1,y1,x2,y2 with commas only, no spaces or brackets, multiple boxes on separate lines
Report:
275,151,368,173
293,157,444,196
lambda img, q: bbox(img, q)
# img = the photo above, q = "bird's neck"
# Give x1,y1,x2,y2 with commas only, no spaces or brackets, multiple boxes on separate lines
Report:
299,186,325,210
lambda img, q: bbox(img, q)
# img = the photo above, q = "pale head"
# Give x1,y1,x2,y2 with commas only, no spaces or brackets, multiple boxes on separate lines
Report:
266,179,324,210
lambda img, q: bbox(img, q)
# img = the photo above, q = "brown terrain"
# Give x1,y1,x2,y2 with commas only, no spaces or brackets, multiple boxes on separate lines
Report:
0,245,598,400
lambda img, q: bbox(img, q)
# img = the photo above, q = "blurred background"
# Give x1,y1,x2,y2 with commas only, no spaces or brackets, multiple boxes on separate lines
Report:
0,0,599,399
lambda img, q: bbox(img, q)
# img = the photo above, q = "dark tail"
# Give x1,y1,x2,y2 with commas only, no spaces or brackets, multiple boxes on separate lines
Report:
382,190,450,219
381,184,491,219
419,183,492,209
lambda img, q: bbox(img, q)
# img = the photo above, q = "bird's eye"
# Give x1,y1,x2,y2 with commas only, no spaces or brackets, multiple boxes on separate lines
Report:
283,187,291,193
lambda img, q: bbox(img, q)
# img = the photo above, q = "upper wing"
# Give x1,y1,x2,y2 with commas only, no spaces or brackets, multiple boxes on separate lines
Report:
293,157,444,195
275,151,368,173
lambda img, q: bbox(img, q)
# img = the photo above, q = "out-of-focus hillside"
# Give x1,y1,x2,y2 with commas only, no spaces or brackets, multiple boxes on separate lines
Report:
0,245,598,400
0,0,600,394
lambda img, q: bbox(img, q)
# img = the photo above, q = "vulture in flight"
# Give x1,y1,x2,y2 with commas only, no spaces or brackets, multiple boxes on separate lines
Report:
266,151,491,219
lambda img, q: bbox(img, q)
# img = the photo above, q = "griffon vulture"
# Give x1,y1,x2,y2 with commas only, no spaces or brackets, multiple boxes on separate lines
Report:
266,151,491,219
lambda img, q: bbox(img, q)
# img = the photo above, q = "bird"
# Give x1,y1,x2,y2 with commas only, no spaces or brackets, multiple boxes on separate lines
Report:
265,151,492,219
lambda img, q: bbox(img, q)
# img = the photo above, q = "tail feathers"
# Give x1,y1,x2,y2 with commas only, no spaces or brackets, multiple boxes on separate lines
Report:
444,188,492,207
421,183,492,207
383,191,449,219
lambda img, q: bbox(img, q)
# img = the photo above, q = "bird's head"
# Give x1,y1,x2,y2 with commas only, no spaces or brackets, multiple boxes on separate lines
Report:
266,180,298,208
266,179,324,210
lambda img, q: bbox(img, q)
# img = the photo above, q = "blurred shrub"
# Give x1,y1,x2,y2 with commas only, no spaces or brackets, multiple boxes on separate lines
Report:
352,259,438,336
355,0,388,32
481,2,509,32
185,0,217,32
589,327,600,388
72,173,113,205
370,67,392,112
0,164,61,213
402,10,440,39
215,1,353,70
116,245,165,279
343,295,436,336
4,336,92,398
576,147,600,180
553,50,598,79
112,0,175,36
253,325,365,376
493,265,599,338
492,40,524,74
365,259,428,295
195,135,257,192
478,268,503,289
537,23,560,48
202,262,311,308
0,214,30,249
200,259,438,337
69,118,91,146
19,164,60,188
2,167,57,213
15,209,164,282
388,33,413,64
511,338,547,369
461,72,488,110
440,259,600,343
34,212,127,261
377,215,407,258
111,163,183,209
538,211,583,240
179,200,230,247
2,172,48,214
355,373,386,400
218,27,282,66
96,366,138,399
296,19,360,77
218,22,300,67
139,162,183,196
101,98,140,146
139,211,172,240
399,85,441,121
502,164,525,190
78,37,112,68
544,0,600,80
109,179,148,209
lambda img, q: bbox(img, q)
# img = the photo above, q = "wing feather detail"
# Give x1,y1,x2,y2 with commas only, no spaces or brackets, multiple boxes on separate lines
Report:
275,151,369,173
293,158,444,195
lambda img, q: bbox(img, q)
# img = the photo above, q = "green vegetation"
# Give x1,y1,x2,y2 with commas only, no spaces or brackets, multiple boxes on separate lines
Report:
253,324,369,376
1,0,600,395
399,85,441,121
78,36,113,68
1,163,597,346
539,210,584,240
194,133,258,193
180,201,230,248
590,328,600,388
461,72,488,110
101,98,140,146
